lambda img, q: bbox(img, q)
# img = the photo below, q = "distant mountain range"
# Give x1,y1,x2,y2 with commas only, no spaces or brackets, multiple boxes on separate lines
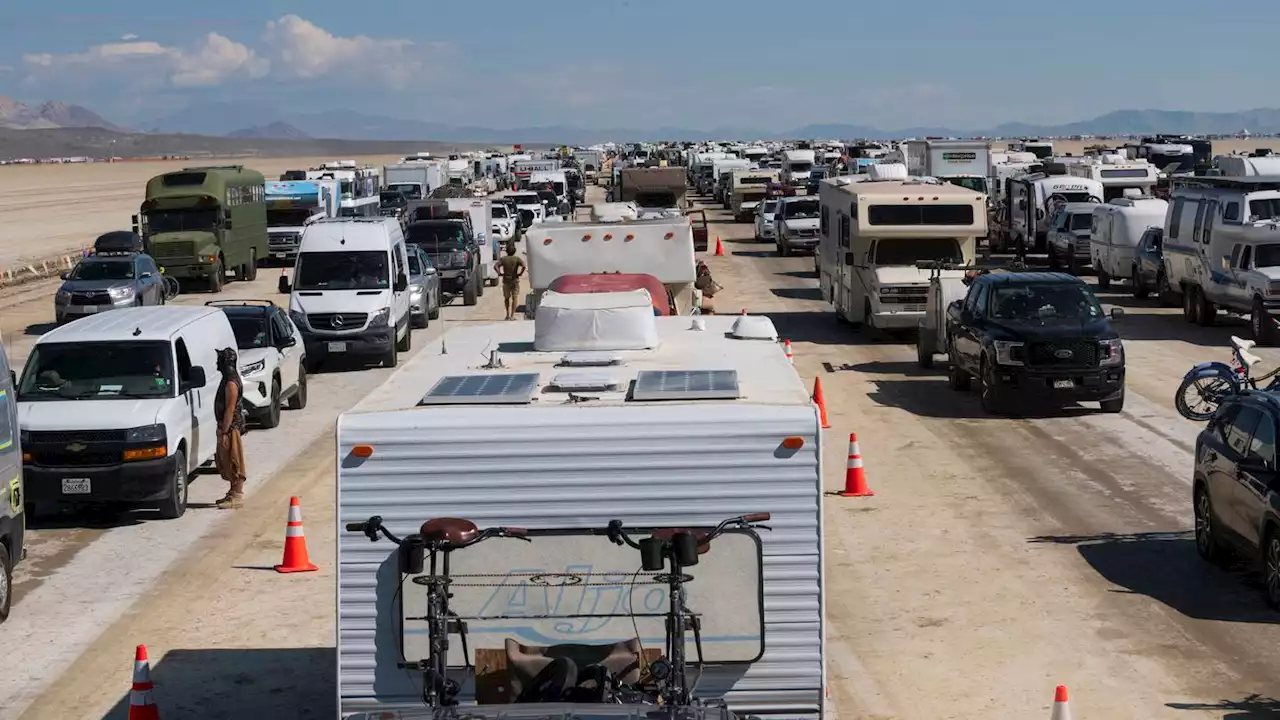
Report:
6,93,1280,142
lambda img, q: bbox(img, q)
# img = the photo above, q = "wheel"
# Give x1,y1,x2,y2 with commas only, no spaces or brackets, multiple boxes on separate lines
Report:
487,277,498,288
245,249,258,281
1097,268,1110,290
1098,388,1124,413
157,449,188,520
948,359,971,391
979,356,1006,415
383,340,398,368
778,242,790,257
258,379,282,429
1066,255,1078,276
477,275,485,297
1265,529,1280,610
428,289,441,320
1048,249,1061,270
209,259,224,293
0,543,10,624
463,279,478,306
1157,271,1174,307
1183,284,1198,323
287,364,308,410
396,322,411,352
1132,267,1149,299
1196,287,1217,327
1252,298,1273,346
917,334,934,368
1175,373,1233,421
1194,486,1228,566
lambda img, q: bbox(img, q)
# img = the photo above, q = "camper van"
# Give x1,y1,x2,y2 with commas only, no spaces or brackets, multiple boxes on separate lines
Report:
781,149,817,187
0,338,20,624
818,177,987,329
730,169,780,221
1004,167,1103,253
1163,176,1280,341
1089,197,1169,290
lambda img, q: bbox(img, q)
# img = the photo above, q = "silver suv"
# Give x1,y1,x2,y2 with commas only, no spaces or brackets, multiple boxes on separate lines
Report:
54,252,166,325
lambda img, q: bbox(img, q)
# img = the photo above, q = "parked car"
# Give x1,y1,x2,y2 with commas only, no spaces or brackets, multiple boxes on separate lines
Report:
208,300,307,428
754,198,779,243
1132,226,1171,304
54,251,166,325
406,246,442,328
1193,390,1280,608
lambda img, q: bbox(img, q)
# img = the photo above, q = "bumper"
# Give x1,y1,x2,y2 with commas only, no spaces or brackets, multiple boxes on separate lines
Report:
24,455,179,505
239,374,273,410
992,365,1126,401
301,327,394,360
871,309,926,329
758,225,776,238
154,261,218,279
780,235,819,250
56,299,135,322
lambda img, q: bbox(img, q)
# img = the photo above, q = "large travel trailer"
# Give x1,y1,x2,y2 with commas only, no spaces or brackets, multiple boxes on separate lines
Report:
306,161,381,218
1003,166,1104,253
1089,196,1169,290
1216,155,1280,177
1163,176,1280,340
729,169,780,221
817,177,987,329
1067,156,1158,201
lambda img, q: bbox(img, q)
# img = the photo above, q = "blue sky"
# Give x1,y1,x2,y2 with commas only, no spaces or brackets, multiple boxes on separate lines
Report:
1,0,1277,131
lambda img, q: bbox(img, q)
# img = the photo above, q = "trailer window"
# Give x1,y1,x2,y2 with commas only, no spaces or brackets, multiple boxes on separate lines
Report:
867,204,975,225
820,206,829,235
1169,199,1184,238
739,176,771,185
1224,202,1240,222
1248,198,1280,221
1101,168,1152,179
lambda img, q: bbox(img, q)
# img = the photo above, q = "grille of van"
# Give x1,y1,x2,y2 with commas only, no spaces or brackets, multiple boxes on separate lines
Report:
308,312,368,329
151,241,196,259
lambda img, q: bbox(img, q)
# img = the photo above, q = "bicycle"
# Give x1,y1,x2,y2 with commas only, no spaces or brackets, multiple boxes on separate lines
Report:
345,515,529,709
605,512,771,708
1175,335,1280,420
158,266,180,301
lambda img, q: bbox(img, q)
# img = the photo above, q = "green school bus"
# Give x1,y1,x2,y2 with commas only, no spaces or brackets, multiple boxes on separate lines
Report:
133,166,268,292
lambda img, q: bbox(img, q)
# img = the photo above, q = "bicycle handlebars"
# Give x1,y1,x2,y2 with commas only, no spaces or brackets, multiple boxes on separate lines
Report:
607,512,772,549
344,516,529,546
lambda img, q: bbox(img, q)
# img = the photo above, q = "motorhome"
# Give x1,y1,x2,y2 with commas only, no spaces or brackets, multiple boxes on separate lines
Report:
1003,166,1104,252
1067,156,1159,201
384,161,445,201
335,305,825,719
613,167,688,217
264,179,340,263
742,145,769,164
523,217,697,316
690,151,731,190
1163,176,1280,341
1007,140,1054,159
1089,196,1169,290
729,169,780,221
901,140,992,195
818,177,987,329
781,149,817,187
306,161,381,218
703,157,750,196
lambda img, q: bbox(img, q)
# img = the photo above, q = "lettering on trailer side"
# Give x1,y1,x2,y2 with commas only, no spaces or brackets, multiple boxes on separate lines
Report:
941,152,978,162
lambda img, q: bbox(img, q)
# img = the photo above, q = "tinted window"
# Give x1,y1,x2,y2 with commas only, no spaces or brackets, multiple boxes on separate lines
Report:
70,260,134,281
867,204,975,226
1225,405,1262,456
228,314,269,349
1249,412,1277,469
1169,199,1184,238
1224,202,1240,222
294,251,390,291
19,341,175,400
0,389,12,452
271,312,292,342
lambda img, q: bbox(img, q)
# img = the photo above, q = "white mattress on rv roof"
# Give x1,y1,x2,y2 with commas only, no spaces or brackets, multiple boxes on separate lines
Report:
348,315,810,414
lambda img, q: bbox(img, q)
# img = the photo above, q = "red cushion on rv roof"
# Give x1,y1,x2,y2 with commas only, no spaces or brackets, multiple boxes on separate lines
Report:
548,273,669,316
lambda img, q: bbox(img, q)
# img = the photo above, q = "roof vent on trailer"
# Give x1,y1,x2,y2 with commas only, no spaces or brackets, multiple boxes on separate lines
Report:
729,315,779,341
550,372,623,392
558,352,623,367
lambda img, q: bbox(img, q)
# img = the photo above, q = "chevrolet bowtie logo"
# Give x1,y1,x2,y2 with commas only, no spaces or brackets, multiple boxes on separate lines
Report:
66,442,87,452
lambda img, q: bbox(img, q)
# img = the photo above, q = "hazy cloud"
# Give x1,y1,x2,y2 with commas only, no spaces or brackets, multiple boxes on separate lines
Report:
261,15,443,90
120,33,139,41
21,34,266,90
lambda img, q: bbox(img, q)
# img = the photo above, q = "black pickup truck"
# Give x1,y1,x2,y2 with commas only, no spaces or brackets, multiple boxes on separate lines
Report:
946,271,1126,415
405,220,482,306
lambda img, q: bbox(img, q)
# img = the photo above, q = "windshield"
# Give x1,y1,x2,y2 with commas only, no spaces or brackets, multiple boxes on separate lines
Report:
552,182,566,196
267,207,316,227
386,183,421,198
788,162,813,174
293,251,389,291
1067,213,1091,231
634,191,677,209
143,207,218,234
1148,152,1195,172
945,177,988,194
379,190,408,204
783,200,819,219
1255,244,1280,268
407,224,466,252
491,205,509,218
228,315,269,350
990,283,1103,322
1248,199,1280,221
872,237,962,265
19,341,174,401
511,194,540,205
762,200,778,214
70,260,134,281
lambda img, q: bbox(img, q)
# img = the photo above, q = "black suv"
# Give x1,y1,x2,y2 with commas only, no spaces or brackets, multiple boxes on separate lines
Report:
946,272,1126,414
1194,391,1280,608
405,219,482,306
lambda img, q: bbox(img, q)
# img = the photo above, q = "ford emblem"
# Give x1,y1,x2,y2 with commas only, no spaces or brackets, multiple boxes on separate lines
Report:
1054,349,1073,359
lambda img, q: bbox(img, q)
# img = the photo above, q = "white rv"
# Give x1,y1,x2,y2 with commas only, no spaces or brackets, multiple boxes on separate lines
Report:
1163,176,1280,341
1003,166,1104,252
817,177,987,330
1089,197,1168,290
1067,156,1159,201
1216,155,1280,177
523,217,697,316
306,161,381,218
335,307,824,719
781,149,817,187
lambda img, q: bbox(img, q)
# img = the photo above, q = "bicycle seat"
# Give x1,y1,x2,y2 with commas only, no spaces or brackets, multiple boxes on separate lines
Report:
650,528,710,555
1232,335,1264,370
419,517,480,546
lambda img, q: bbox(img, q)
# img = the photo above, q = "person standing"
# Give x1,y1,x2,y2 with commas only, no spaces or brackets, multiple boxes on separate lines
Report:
497,242,526,321
214,348,247,509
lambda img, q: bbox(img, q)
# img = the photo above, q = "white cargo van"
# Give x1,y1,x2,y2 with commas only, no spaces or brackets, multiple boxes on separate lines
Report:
16,306,236,519
280,217,413,368
1089,197,1168,290
0,338,22,623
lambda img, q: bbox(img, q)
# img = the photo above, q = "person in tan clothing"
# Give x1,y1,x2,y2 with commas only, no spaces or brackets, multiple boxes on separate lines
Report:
214,347,247,509
496,242,526,320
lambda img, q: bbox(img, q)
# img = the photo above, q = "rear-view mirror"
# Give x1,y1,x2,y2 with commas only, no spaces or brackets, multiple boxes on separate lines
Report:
1110,307,1125,320
278,275,291,294
184,366,207,391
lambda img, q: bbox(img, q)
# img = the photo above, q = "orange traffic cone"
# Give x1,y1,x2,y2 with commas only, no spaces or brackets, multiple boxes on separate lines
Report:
783,339,794,364
274,496,319,573
838,433,874,497
812,377,831,429
1050,685,1072,720
714,236,725,256
129,644,160,720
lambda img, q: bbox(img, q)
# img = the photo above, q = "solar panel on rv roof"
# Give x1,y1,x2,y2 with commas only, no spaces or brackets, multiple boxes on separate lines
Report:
631,370,740,401
417,373,541,406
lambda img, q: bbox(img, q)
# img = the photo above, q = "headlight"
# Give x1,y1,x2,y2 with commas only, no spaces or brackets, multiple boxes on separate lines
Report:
993,340,1025,366
125,424,166,444
289,310,308,330
1099,338,1124,366
108,285,135,299
56,289,71,302
368,307,392,327
239,359,266,377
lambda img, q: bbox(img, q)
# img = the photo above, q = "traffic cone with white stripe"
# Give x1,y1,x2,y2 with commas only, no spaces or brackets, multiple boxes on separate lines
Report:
783,339,794,364
838,433,874,497
1050,685,1072,720
274,496,319,573
128,644,160,720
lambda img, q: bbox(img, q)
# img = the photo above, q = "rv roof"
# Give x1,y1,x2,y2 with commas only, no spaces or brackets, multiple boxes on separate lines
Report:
823,178,986,200
347,315,810,414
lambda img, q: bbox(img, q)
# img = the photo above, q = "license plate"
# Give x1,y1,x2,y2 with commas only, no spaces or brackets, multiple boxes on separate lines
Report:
61,478,91,494
1053,379,1074,389
272,252,287,259
81,306,98,313
327,342,347,353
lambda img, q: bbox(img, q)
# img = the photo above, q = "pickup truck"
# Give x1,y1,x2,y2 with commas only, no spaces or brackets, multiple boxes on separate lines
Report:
404,219,482,306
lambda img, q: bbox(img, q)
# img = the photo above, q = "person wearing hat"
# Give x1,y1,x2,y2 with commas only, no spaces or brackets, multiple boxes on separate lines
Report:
214,347,247,509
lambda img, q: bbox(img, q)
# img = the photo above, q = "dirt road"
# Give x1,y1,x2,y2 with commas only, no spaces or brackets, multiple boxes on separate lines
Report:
7,182,1280,719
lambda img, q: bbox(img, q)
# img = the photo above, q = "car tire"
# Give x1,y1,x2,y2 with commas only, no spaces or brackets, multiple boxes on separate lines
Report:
917,335,934,369
396,322,411,352
1132,266,1149,299
209,259,224,293
245,249,259,281
1099,388,1124,413
979,356,1006,415
1264,529,1280,610
1048,250,1061,270
947,358,970,391
778,241,789,257
157,449,188,520
412,312,427,329
383,340,398,368
287,364,307,410
258,379,282,429
1196,287,1217,327
428,289,441,320
0,543,11,624
1252,297,1273,346
1183,284,1198,323
463,279,478,306
1194,485,1228,566
1097,268,1110,290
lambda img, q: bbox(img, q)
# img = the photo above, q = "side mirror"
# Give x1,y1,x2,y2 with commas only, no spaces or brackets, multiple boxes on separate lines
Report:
844,251,855,266
140,271,153,279
278,335,298,349
59,271,69,280
1239,457,1272,476
423,266,438,275
184,366,207,391
278,275,291,294
1110,307,1125,320
131,214,139,224
394,274,408,293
